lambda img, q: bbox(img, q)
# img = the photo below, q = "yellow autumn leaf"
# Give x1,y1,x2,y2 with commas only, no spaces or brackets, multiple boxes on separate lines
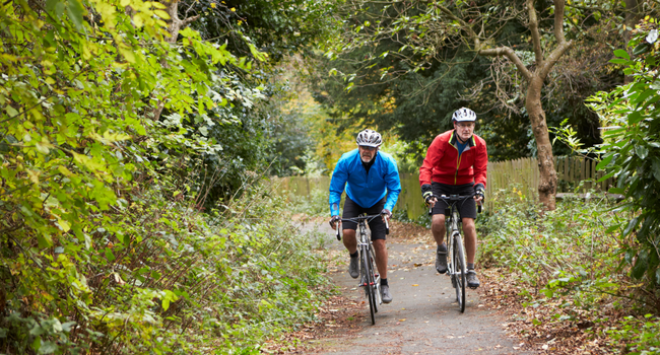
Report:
210,2,215,8
58,220,71,232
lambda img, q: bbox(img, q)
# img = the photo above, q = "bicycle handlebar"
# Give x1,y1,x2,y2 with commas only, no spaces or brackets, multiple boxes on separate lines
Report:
334,214,389,240
427,194,483,216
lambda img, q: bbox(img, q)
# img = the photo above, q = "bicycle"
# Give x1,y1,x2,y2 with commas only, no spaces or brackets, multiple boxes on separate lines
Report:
428,194,482,313
335,214,389,325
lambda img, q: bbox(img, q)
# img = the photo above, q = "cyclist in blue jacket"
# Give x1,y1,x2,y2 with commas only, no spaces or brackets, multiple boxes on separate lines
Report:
328,129,401,304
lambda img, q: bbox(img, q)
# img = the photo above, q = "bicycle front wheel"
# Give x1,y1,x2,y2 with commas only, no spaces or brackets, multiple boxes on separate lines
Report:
361,246,376,325
453,235,466,313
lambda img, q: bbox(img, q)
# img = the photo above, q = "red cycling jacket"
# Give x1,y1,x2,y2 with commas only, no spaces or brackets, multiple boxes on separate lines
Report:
419,130,488,189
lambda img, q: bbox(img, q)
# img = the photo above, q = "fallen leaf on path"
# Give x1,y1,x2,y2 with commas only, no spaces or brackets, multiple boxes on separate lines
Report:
412,284,419,286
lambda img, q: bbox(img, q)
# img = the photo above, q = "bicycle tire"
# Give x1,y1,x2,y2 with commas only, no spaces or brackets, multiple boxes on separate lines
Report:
362,246,376,325
369,249,379,313
454,234,466,313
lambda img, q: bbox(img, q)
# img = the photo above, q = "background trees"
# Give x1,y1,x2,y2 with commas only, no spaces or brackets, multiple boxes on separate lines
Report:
310,0,642,209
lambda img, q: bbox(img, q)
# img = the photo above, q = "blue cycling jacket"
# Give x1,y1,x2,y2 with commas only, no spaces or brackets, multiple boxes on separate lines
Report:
329,149,401,216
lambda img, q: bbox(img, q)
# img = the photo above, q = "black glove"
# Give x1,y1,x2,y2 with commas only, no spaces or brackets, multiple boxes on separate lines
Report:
421,184,434,203
329,215,341,229
474,184,485,201
381,209,392,219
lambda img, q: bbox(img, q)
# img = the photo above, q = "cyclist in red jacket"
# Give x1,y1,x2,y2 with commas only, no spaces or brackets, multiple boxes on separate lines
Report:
419,107,487,288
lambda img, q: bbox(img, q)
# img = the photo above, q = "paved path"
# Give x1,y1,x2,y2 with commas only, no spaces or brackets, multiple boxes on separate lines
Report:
305,222,530,355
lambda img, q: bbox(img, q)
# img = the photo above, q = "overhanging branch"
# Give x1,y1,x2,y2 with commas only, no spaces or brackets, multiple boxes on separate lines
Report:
480,47,532,81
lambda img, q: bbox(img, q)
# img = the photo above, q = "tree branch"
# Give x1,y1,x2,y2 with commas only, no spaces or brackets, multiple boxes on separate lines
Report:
537,0,572,78
181,14,200,27
554,0,567,45
480,46,533,81
434,3,480,47
527,0,544,65
538,40,572,79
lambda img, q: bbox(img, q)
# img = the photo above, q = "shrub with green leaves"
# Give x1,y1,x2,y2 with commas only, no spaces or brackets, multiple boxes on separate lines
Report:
588,24,660,298
0,0,332,353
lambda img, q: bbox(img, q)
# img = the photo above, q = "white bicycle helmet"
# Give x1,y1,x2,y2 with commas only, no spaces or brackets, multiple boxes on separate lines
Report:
356,129,382,147
452,107,477,122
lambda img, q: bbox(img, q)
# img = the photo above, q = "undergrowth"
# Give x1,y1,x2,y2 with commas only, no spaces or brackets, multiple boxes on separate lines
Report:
478,186,660,354
0,179,332,355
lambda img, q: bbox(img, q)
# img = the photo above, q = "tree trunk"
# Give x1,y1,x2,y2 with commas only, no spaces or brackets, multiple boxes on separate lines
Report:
526,75,557,210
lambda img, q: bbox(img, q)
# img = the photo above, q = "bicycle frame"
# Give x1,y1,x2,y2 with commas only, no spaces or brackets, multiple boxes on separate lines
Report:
446,207,464,285
356,218,381,305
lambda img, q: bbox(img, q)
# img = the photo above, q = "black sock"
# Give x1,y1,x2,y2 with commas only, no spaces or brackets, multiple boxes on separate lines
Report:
437,243,447,252
467,263,475,270
350,251,358,258
380,278,388,286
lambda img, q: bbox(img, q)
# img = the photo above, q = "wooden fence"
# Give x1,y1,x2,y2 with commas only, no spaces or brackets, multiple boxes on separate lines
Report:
274,156,613,219
485,156,615,210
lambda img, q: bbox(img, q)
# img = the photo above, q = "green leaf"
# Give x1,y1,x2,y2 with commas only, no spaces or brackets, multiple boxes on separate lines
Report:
652,159,660,182
596,154,614,170
39,341,58,354
105,248,115,262
597,171,616,182
623,217,638,237
45,0,60,16
635,145,648,160
628,111,643,124
606,224,621,234
66,0,84,30
608,58,630,65
633,43,649,56
632,250,649,279
613,49,630,60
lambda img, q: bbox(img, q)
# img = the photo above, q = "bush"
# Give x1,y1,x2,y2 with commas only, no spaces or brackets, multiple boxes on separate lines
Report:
0,180,331,354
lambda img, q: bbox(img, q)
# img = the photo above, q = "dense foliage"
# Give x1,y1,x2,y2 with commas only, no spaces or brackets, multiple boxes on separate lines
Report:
478,188,660,353
0,0,338,353
590,22,660,301
309,0,638,162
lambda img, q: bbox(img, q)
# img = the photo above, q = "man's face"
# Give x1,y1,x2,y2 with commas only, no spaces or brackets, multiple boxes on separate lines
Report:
358,145,378,163
453,121,475,141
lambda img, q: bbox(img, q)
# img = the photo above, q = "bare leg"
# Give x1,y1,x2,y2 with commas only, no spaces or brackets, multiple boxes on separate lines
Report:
372,239,388,280
342,229,357,254
462,218,477,264
431,214,447,246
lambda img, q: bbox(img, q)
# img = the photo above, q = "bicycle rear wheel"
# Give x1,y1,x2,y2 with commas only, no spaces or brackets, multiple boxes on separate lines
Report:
453,235,466,313
362,246,376,325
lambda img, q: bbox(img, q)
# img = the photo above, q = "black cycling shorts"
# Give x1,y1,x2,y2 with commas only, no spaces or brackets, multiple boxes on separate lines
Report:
342,195,387,241
431,182,477,219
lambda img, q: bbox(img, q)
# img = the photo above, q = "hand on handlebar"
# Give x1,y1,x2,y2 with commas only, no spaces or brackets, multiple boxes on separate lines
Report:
425,195,437,208
380,209,392,222
474,188,485,204
329,215,341,230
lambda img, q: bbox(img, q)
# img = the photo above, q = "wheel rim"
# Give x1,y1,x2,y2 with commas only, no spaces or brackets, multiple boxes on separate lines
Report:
363,247,376,325
455,237,466,313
